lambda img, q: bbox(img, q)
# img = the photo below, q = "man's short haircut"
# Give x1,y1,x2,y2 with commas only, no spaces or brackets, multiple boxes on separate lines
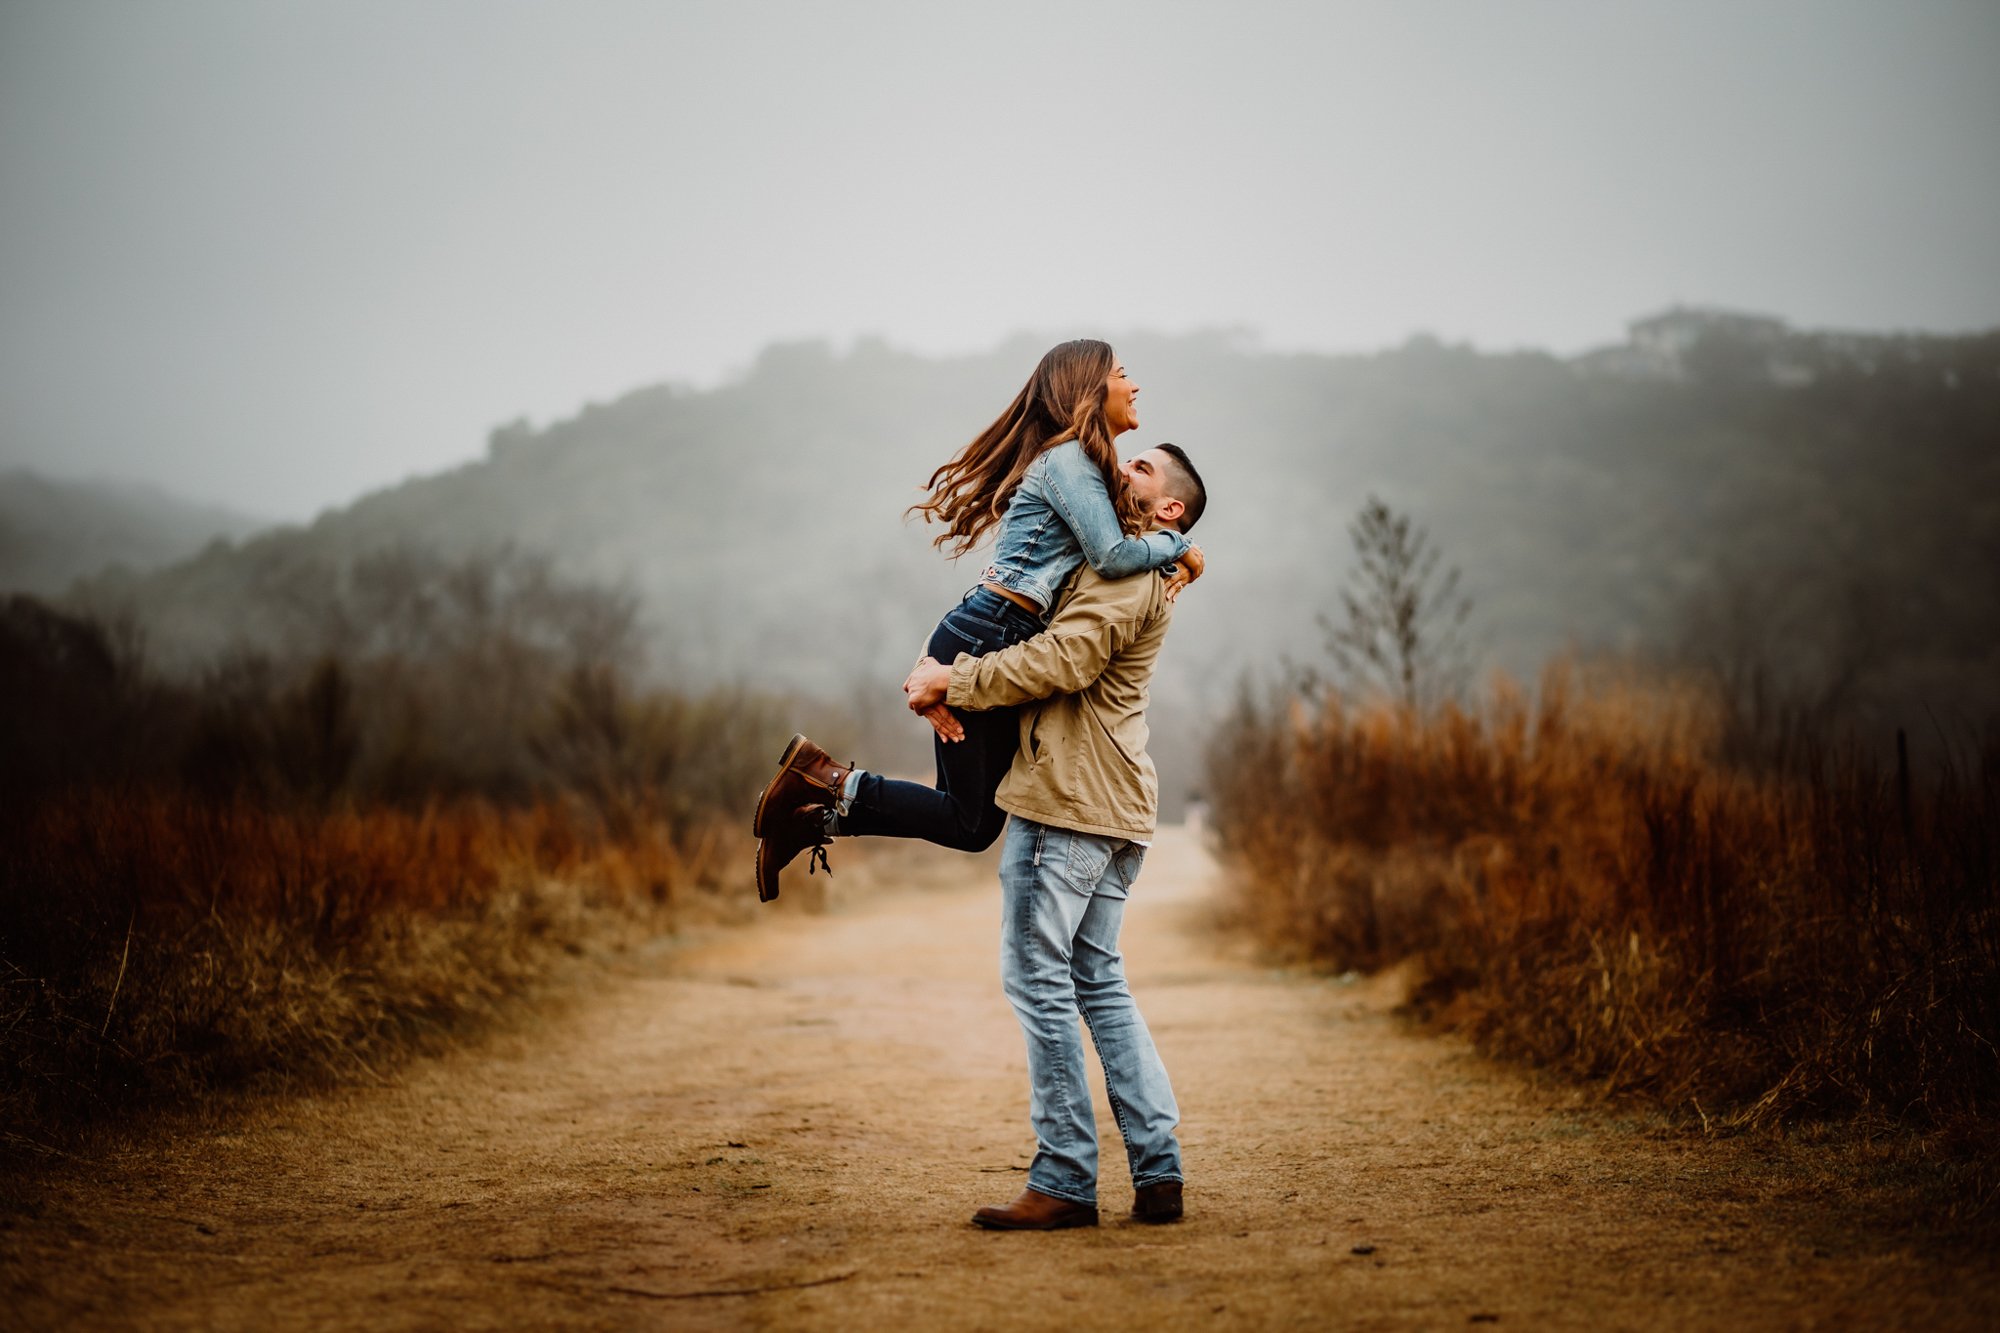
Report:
1154,443,1207,533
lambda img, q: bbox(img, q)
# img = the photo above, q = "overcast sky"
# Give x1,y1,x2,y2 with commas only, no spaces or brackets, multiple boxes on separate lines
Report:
3,0,1996,520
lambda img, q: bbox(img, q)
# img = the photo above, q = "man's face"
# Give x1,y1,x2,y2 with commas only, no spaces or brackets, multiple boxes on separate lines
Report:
1121,448,1174,522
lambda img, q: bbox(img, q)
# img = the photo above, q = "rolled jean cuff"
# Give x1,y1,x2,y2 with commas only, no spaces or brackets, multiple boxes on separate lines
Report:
835,768,863,817
1024,1177,1097,1208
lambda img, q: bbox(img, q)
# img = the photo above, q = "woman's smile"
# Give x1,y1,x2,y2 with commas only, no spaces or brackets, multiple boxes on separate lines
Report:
1104,364,1140,434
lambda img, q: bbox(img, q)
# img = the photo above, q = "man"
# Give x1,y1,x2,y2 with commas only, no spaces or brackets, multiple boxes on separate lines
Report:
901,442,1207,1231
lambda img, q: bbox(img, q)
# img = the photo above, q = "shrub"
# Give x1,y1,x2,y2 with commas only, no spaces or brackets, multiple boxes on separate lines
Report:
0,574,798,1143
1206,663,2000,1130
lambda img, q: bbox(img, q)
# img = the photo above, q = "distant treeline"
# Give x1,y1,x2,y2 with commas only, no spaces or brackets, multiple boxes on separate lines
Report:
54,318,2000,783
7,547,793,817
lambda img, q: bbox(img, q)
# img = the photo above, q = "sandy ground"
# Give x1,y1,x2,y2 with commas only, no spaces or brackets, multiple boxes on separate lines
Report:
4,827,1997,1331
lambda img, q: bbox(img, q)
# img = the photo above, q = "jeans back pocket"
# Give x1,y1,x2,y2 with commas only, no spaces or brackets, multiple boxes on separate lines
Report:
1049,828,1114,894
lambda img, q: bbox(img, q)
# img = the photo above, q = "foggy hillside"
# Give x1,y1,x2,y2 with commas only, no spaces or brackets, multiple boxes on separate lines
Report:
68,314,2000,782
0,471,269,598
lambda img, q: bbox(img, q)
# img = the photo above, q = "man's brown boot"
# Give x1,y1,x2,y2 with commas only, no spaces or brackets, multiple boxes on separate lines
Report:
753,734,856,838
754,803,832,903
971,1188,1099,1231
1131,1179,1183,1224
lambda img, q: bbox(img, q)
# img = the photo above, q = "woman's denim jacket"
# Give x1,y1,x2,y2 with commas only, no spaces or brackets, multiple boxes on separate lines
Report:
980,440,1192,613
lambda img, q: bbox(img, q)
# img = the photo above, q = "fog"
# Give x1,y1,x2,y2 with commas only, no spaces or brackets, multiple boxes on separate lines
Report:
2,0,1996,519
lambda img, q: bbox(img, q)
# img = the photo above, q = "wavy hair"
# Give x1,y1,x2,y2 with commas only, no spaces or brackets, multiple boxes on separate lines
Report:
909,338,1145,555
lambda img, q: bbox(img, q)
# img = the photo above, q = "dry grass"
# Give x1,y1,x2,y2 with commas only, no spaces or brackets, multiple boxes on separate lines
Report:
0,787,742,1146
0,582,811,1148
1206,661,2000,1200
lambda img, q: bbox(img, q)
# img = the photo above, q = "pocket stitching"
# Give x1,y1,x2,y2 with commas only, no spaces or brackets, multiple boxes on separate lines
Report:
1055,831,1113,892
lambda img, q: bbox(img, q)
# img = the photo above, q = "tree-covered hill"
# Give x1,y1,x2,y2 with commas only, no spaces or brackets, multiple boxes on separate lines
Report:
69,314,2000,782
0,471,267,598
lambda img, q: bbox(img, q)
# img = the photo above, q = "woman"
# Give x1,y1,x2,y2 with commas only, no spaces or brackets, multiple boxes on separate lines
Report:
751,338,1205,901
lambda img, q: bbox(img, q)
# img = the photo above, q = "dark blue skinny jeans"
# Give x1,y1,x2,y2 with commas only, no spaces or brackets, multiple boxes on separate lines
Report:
839,587,1045,852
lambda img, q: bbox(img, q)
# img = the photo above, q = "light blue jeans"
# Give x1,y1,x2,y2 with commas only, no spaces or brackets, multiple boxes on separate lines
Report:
998,816,1183,1206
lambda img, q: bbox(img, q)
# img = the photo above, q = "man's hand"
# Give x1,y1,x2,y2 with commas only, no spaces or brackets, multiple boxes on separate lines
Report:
904,652,948,704
1162,542,1205,603
904,655,952,710
904,656,964,742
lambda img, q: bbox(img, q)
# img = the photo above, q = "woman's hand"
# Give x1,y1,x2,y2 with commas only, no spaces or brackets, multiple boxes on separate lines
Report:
919,703,966,743
1163,542,1205,603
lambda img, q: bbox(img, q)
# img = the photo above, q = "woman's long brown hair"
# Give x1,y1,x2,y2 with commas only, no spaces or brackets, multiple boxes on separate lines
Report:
909,338,1147,555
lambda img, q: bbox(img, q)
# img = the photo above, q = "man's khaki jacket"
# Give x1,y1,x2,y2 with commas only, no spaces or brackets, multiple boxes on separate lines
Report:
945,559,1172,841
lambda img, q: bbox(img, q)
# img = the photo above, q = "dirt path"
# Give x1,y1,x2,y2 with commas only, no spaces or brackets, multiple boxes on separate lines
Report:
6,828,1995,1330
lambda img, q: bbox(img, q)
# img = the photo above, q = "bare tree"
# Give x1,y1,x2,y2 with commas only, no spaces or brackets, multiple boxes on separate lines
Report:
1320,496,1473,712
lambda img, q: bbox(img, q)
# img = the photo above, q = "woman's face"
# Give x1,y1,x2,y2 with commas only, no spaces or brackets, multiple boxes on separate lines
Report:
1102,362,1140,435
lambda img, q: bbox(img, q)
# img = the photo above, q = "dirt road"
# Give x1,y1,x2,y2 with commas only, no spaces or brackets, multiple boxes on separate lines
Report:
5,828,1995,1330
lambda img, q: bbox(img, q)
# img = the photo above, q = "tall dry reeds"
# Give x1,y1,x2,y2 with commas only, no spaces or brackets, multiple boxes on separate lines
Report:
1206,663,2000,1133
0,789,724,1138
0,577,794,1145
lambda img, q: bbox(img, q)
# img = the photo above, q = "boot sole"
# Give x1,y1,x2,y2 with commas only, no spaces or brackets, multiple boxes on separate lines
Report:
752,733,810,839
754,839,779,904
970,1210,1099,1231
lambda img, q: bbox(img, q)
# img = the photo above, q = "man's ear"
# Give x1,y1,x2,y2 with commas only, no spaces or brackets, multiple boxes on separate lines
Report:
1155,496,1186,529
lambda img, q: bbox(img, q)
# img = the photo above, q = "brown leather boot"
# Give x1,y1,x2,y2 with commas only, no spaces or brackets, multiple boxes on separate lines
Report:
971,1188,1099,1231
754,803,832,903
1131,1179,1183,1224
753,734,856,839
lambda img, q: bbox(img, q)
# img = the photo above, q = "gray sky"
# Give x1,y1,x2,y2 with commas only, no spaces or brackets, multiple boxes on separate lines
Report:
3,0,1996,520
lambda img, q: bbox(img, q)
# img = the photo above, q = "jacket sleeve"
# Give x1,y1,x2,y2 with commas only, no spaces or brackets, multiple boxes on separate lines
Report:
1042,443,1191,577
945,584,1146,711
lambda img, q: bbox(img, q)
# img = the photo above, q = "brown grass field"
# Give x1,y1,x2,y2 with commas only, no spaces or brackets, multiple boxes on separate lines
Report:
6,828,1998,1330
0,583,808,1148
2,580,1996,1325
0,788,748,1147
1205,662,2000,1218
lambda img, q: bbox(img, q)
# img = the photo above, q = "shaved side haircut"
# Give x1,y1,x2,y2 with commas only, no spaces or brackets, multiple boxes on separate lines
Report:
1154,443,1207,533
